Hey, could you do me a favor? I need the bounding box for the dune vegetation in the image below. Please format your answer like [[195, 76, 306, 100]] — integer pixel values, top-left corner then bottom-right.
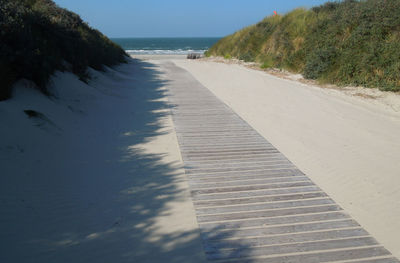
[[0, 0, 127, 100], [206, 0, 400, 91]]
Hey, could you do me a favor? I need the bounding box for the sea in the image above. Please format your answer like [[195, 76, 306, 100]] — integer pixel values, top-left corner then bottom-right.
[[111, 37, 221, 55]]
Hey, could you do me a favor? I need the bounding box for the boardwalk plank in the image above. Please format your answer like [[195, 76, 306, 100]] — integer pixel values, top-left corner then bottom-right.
[[198, 211, 350, 230], [206, 237, 378, 260]]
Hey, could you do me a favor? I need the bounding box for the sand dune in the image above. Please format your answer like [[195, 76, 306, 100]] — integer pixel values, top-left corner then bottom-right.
[[174, 59, 400, 258], [0, 59, 205, 263]]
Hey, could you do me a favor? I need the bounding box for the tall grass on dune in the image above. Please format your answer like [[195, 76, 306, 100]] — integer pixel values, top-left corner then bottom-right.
[[0, 0, 127, 100], [207, 0, 400, 92]]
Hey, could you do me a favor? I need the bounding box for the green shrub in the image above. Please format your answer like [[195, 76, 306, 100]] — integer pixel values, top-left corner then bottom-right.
[[260, 55, 274, 69], [0, 0, 127, 100], [304, 47, 337, 79], [239, 52, 254, 62], [207, 0, 400, 91]]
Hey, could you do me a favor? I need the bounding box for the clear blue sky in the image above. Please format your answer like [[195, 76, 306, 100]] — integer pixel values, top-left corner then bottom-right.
[[53, 0, 329, 38]]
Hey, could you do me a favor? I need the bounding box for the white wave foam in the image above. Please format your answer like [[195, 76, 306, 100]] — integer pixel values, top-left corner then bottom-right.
[[125, 49, 206, 55]]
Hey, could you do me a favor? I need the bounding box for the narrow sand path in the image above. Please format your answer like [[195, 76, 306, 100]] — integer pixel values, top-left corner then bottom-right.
[[162, 61, 399, 262]]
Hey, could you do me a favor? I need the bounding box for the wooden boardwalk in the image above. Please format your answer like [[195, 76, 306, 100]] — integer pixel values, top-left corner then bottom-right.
[[165, 63, 399, 263]]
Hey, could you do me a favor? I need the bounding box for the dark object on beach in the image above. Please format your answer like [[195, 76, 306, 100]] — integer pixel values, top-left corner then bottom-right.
[[24, 110, 43, 118], [24, 109, 61, 130], [187, 53, 202, 59]]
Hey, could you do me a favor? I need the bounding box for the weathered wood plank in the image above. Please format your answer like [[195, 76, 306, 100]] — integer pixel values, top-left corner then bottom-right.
[[191, 186, 323, 201], [185, 160, 294, 171], [198, 211, 350, 230], [202, 228, 370, 251], [196, 205, 342, 223], [201, 219, 359, 240], [206, 237, 378, 260], [196, 198, 333, 216], [214, 247, 391, 263], [191, 181, 315, 196], [185, 164, 297, 175], [193, 192, 327, 207], [335, 258, 400, 263], [183, 154, 283, 162], [189, 176, 310, 189], [188, 170, 304, 183]]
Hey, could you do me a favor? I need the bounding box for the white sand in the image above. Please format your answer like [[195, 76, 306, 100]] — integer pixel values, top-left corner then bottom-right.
[[0, 59, 205, 262], [174, 59, 400, 258]]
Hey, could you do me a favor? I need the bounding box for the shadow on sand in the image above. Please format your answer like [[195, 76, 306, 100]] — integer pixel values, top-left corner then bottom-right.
[[0, 58, 261, 263], [1, 59, 208, 263]]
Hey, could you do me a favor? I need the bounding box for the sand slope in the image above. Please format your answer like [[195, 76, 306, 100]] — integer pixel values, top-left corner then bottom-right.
[[174, 59, 400, 258], [0, 59, 205, 263]]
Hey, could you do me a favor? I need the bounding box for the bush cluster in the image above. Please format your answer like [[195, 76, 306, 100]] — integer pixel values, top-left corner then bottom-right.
[[0, 0, 127, 100], [207, 0, 400, 91]]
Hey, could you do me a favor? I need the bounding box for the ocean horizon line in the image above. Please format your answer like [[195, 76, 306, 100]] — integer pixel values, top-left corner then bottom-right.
[[125, 49, 207, 55], [110, 36, 222, 39], [112, 37, 220, 55]]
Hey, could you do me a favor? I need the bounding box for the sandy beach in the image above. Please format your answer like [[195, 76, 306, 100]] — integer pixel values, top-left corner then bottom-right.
[[2, 54, 400, 261], [172, 58, 400, 258]]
